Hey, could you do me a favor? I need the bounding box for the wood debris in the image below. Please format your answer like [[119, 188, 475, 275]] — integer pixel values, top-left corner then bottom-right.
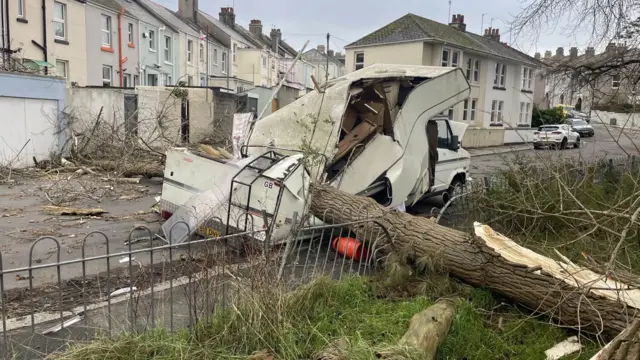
[[41, 206, 107, 216]]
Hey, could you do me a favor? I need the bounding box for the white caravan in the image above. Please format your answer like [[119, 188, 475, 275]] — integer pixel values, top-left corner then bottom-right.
[[159, 64, 471, 244]]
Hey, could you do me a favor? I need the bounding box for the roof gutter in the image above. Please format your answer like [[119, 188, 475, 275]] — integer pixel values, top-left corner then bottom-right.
[[344, 38, 431, 50]]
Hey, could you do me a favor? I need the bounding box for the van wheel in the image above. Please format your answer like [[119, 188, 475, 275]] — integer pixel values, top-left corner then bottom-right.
[[444, 178, 464, 206]]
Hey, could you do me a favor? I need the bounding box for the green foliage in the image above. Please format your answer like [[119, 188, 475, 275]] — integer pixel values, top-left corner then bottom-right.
[[531, 106, 565, 127], [471, 154, 640, 273], [59, 276, 599, 360], [170, 86, 189, 99], [592, 102, 637, 113]]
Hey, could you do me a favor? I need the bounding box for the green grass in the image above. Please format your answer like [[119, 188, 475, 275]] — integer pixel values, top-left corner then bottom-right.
[[59, 276, 600, 360]]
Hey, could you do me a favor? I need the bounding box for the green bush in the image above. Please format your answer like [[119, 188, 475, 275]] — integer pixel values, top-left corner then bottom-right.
[[592, 102, 636, 113], [531, 106, 565, 127]]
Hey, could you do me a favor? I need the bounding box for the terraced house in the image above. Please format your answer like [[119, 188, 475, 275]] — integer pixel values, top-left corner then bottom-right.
[[345, 13, 546, 147], [85, 0, 139, 87], [3, 0, 88, 84]]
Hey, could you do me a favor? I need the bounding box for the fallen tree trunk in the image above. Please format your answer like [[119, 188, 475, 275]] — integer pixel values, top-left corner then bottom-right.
[[591, 319, 640, 359], [309, 183, 640, 337]]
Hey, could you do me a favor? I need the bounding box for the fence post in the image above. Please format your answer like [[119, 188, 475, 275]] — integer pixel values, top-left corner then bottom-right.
[[483, 176, 490, 190]]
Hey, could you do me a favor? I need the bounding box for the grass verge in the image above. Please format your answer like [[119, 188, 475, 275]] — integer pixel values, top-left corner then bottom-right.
[[57, 276, 599, 360]]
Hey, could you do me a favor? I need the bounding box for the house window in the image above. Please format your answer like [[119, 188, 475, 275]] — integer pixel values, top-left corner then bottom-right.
[[101, 15, 112, 46], [147, 73, 158, 86], [222, 52, 227, 73], [213, 48, 218, 64], [612, 74, 621, 89], [149, 30, 156, 51], [134, 75, 139, 86], [102, 65, 112, 86], [465, 58, 480, 83], [233, 43, 237, 63], [55, 60, 68, 79], [162, 73, 168, 85], [355, 52, 364, 70], [123, 73, 132, 88], [187, 40, 193, 63], [200, 73, 206, 86], [494, 63, 506, 87], [199, 42, 204, 60], [491, 100, 504, 123], [522, 67, 533, 90], [188, 75, 193, 86], [262, 55, 267, 67], [168, 75, 172, 85], [442, 47, 461, 67], [17, 0, 24, 17], [53, 2, 66, 40], [164, 36, 172, 63], [440, 107, 454, 120], [128, 23, 134, 44], [519, 102, 532, 124], [463, 98, 477, 121]]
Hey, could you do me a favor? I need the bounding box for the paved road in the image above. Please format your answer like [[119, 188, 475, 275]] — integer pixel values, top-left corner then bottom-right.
[[470, 124, 640, 178]]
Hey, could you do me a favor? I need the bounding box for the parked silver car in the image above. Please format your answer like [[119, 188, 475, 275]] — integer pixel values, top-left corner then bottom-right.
[[567, 118, 595, 137]]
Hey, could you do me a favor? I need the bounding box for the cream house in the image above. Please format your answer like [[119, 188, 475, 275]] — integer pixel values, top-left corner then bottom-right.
[[4, 0, 88, 85], [345, 13, 545, 146]]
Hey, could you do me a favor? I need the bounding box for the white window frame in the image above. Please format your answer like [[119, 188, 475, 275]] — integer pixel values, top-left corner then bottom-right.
[[494, 63, 507, 87], [53, 2, 66, 40], [164, 36, 172, 64], [221, 52, 227, 74], [233, 43, 237, 63], [262, 55, 267, 67], [55, 60, 68, 79], [123, 73, 132, 88], [465, 58, 480, 84], [525, 102, 531, 124], [470, 98, 477, 121], [17, 0, 24, 17], [522, 67, 533, 90], [187, 40, 193, 64], [101, 15, 112, 47], [442, 47, 461, 67], [491, 100, 504, 123], [102, 65, 112, 86], [463, 98, 478, 121], [612, 74, 621, 89], [199, 42, 204, 60], [128, 23, 134, 44], [354, 52, 364, 70], [149, 30, 156, 51]]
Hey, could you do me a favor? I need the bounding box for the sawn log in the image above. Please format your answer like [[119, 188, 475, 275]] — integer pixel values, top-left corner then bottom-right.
[[309, 183, 640, 337]]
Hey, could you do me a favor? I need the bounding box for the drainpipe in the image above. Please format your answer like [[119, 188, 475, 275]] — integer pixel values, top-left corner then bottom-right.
[[138, 21, 143, 85], [41, 0, 48, 74], [3, 0, 10, 55], [117, 7, 124, 86]]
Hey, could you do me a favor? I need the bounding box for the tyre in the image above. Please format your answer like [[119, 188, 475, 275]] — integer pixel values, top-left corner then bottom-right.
[[444, 178, 464, 206], [574, 137, 580, 148], [560, 138, 568, 149]]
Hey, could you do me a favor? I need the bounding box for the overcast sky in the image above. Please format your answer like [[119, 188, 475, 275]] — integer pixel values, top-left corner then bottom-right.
[[155, 0, 593, 56]]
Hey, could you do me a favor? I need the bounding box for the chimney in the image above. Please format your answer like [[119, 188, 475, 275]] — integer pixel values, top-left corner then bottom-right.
[[585, 46, 595, 57], [178, 0, 198, 22], [249, 19, 263, 37], [449, 13, 466, 32], [555, 47, 564, 58], [569, 47, 578, 58], [606, 42, 617, 53], [483, 27, 500, 42], [327, 49, 334, 57], [270, 28, 281, 53], [544, 50, 552, 58], [219, 7, 235, 28], [534, 52, 541, 60], [317, 44, 325, 54]]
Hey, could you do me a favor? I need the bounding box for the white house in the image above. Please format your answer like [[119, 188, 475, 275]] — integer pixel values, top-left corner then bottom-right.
[[344, 13, 545, 147]]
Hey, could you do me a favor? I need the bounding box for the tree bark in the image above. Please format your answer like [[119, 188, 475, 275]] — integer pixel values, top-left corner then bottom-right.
[[591, 319, 640, 359], [398, 300, 455, 358], [309, 183, 640, 337]]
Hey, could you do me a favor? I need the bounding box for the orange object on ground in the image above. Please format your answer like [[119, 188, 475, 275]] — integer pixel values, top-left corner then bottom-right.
[[332, 237, 368, 262]]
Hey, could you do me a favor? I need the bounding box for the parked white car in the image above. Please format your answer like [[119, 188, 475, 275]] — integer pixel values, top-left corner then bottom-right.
[[533, 124, 581, 149]]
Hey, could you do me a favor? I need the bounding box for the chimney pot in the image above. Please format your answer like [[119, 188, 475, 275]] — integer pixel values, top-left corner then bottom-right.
[[555, 47, 564, 57], [569, 47, 578, 58], [219, 7, 236, 27], [544, 50, 552, 58], [449, 13, 466, 31], [452, 14, 457, 23], [317, 44, 325, 53], [534, 52, 541, 59], [327, 49, 334, 57]]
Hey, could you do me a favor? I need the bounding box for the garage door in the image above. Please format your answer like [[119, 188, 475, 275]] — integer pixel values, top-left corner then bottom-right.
[[0, 97, 59, 168]]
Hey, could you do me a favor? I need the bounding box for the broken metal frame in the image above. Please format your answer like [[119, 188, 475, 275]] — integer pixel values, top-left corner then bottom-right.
[[0, 214, 388, 359]]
